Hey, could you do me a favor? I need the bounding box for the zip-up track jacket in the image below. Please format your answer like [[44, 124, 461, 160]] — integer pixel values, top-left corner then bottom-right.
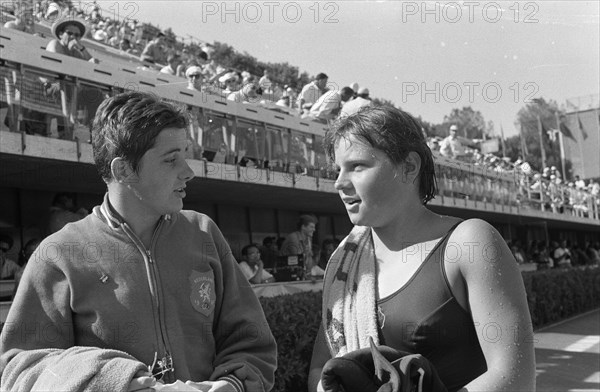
[[0, 196, 277, 391]]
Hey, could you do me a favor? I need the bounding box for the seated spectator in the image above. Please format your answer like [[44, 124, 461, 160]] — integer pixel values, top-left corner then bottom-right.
[[574, 175, 586, 190], [3, 9, 28, 32], [185, 66, 205, 91], [439, 125, 465, 160], [1, 233, 21, 280], [140, 31, 166, 64], [534, 242, 552, 269], [92, 21, 108, 42], [304, 86, 354, 123], [572, 242, 590, 266], [118, 38, 135, 54], [228, 80, 260, 104], [275, 95, 290, 108], [340, 87, 373, 117], [586, 241, 600, 265], [46, 18, 97, 63], [284, 86, 297, 107], [510, 240, 527, 264], [160, 54, 181, 76], [297, 73, 329, 114], [46, 192, 89, 235], [552, 240, 572, 268], [44, 1, 61, 21], [219, 72, 239, 96], [259, 69, 272, 91], [239, 244, 275, 284]]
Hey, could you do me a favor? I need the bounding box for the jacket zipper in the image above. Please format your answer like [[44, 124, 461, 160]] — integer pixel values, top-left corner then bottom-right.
[[121, 217, 174, 381]]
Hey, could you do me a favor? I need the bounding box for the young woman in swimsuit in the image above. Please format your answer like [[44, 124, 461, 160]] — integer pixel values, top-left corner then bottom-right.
[[309, 106, 535, 392]]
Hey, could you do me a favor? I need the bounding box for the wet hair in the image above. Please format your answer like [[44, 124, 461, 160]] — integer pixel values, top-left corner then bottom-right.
[[324, 105, 437, 204], [91, 91, 188, 183]]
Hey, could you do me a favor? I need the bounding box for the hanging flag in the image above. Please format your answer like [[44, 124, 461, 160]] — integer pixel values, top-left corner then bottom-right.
[[578, 116, 589, 140], [558, 116, 576, 141]]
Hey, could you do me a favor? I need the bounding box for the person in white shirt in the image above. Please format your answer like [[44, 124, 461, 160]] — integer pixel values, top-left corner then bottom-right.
[[340, 87, 373, 117], [297, 73, 329, 114], [238, 244, 275, 284], [439, 125, 465, 159], [227, 79, 259, 104], [160, 54, 180, 76], [304, 86, 354, 123]]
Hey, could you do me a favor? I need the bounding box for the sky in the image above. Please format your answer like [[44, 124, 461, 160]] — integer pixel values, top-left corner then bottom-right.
[[114, 0, 598, 138]]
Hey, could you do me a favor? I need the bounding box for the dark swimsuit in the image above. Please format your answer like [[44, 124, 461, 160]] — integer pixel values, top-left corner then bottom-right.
[[376, 223, 487, 392]]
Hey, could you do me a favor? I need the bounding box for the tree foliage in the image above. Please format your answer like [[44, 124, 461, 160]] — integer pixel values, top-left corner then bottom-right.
[[210, 42, 310, 88], [441, 106, 488, 139], [514, 98, 571, 175]]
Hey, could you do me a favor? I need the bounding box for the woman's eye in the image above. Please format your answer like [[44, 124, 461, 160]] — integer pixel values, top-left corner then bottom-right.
[[165, 158, 176, 163]]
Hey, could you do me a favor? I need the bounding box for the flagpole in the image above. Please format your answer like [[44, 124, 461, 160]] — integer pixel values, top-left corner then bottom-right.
[[537, 115, 547, 170], [596, 108, 600, 177], [500, 123, 506, 158], [519, 120, 528, 159], [555, 111, 566, 180]]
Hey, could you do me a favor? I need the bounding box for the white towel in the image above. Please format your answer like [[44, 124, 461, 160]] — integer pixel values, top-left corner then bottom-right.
[[322, 226, 379, 357]]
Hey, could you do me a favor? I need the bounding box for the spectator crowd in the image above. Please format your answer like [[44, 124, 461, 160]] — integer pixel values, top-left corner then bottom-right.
[[1, 0, 599, 292]]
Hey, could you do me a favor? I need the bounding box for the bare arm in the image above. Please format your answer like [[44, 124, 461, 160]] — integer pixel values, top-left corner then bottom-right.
[[452, 219, 536, 392]]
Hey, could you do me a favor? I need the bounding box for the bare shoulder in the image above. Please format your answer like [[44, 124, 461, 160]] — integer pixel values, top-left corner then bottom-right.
[[447, 218, 515, 274], [452, 218, 498, 240]]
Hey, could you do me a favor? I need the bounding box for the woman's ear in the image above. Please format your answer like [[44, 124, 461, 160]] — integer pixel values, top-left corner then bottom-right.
[[403, 152, 421, 184], [110, 157, 135, 184]]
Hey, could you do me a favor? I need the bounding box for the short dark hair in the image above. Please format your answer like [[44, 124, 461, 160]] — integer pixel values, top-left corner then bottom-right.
[[199, 51, 208, 61], [167, 54, 179, 62], [91, 91, 188, 183], [262, 236, 276, 247], [324, 106, 437, 204], [340, 87, 354, 98], [241, 243, 260, 256], [315, 73, 328, 80], [297, 214, 318, 230]]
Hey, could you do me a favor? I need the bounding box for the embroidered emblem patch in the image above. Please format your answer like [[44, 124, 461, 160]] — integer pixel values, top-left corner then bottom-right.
[[189, 270, 216, 316]]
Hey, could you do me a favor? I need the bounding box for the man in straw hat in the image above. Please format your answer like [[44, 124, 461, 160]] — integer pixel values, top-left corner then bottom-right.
[[46, 17, 97, 63]]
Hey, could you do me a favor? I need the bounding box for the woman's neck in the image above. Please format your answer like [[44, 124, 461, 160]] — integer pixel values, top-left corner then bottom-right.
[[371, 206, 439, 252]]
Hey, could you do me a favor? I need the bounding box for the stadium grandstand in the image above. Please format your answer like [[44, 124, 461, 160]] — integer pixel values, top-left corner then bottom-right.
[[1, 1, 599, 317]]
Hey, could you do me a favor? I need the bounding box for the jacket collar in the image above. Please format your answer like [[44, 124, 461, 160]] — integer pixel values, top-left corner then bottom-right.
[[94, 193, 172, 230]]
